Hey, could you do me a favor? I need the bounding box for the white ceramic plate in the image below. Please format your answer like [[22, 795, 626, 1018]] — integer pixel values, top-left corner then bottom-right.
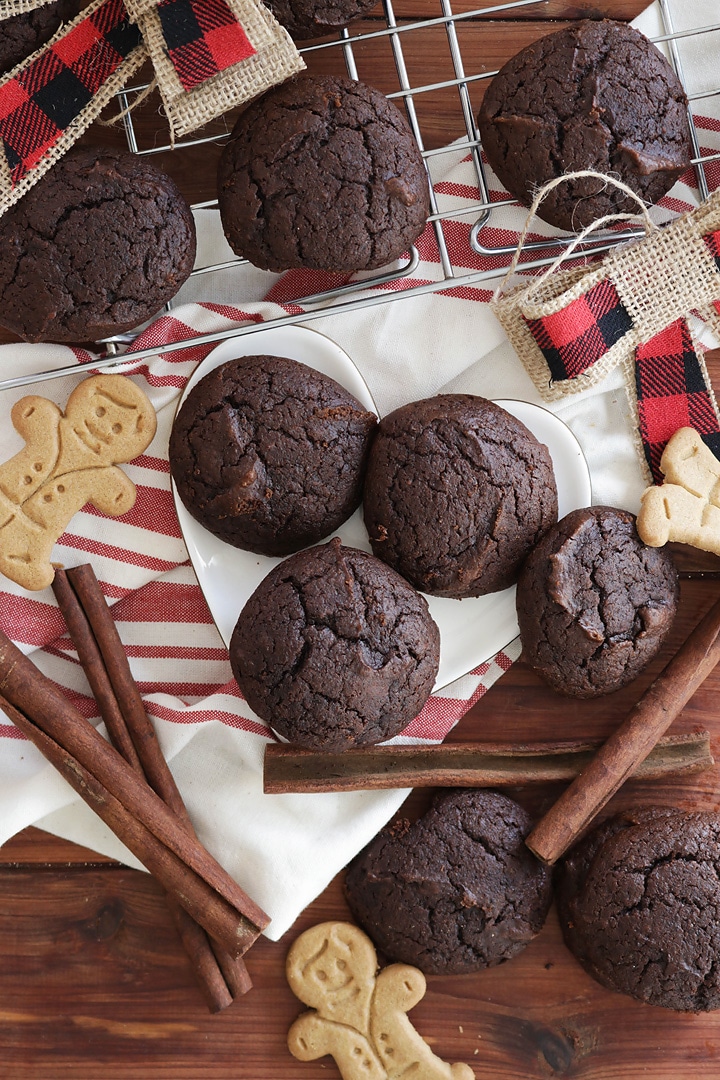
[[172, 326, 592, 690]]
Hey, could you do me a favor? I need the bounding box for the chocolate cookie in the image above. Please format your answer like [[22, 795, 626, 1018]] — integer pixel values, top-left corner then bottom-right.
[[169, 354, 377, 556], [265, 0, 379, 39], [345, 789, 552, 975], [229, 539, 440, 750], [363, 395, 558, 598], [217, 74, 430, 273], [516, 505, 679, 698], [0, 146, 196, 344], [478, 20, 692, 231], [556, 807, 720, 1011], [0, 0, 83, 76]]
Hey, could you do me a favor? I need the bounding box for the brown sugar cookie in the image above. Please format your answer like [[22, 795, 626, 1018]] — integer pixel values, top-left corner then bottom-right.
[[363, 395, 558, 598], [0, 146, 196, 343], [229, 538, 440, 751], [286, 921, 475, 1079], [344, 790, 552, 975], [264, 0, 379, 39], [217, 74, 430, 273], [478, 20, 692, 231], [0, 374, 156, 591], [556, 807, 720, 1011], [516, 506, 679, 698], [169, 354, 377, 557]]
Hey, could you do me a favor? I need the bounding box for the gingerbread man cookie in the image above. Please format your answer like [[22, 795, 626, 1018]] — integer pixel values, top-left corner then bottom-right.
[[637, 427, 720, 554], [286, 921, 475, 1080], [0, 374, 156, 590]]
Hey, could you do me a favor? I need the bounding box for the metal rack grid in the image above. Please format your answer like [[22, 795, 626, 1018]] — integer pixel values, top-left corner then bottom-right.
[[3, 0, 720, 389]]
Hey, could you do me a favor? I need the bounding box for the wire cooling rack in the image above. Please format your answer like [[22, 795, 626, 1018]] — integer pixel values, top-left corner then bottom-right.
[[118, 0, 720, 291], [2, 0, 719, 389]]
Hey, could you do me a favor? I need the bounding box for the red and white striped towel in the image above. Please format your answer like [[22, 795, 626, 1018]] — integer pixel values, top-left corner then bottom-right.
[[0, 0, 717, 941]]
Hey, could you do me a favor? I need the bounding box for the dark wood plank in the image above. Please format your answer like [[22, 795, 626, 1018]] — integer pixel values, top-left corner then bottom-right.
[[4, 585, 720, 1079], [2, 855, 719, 1080], [0, 826, 118, 866], [346, 0, 648, 19]]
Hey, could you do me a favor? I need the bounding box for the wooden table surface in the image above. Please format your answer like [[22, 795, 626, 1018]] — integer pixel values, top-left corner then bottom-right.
[[4, 0, 720, 1077]]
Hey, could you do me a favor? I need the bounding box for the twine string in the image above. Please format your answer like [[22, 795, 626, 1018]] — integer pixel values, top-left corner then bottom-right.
[[97, 78, 158, 126], [493, 170, 658, 304]]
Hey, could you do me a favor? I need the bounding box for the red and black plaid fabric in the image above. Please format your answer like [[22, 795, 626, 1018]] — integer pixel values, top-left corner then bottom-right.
[[704, 229, 720, 272], [635, 317, 720, 482], [0, 0, 141, 186], [523, 278, 633, 383], [158, 0, 256, 92]]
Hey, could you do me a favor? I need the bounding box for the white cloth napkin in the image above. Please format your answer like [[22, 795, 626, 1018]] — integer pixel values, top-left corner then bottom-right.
[[0, 0, 717, 943]]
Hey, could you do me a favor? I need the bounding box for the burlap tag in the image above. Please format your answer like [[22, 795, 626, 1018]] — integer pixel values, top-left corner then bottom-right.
[[0, 0, 56, 15], [492, 188, 720, 403], [0, 0, 147, 219], [124, 0, 305, 140]]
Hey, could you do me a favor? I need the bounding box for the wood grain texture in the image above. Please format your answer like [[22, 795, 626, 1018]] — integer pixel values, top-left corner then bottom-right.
[[3, 0, 720, 1076], [4, 584, 720, 1078]]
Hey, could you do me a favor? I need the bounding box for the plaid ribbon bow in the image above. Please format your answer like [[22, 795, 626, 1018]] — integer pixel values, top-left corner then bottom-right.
[[0, 0, 303, 217], [493, 189, 720, 483]]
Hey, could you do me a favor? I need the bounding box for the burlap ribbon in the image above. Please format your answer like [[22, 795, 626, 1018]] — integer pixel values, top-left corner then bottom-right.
[[0, 0, 56, 13], [0, 0, 304, 217], [492, 174, 720, 483]]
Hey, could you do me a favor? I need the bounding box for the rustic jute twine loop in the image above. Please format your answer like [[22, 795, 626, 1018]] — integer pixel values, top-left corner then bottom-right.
[[491, 169, 720, 407], [493, 170, 657, 304], [491, 171, 720, 484], [96, 79, 159, 128]]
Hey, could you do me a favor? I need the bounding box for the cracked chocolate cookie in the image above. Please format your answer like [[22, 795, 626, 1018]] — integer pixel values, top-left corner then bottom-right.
[[217, 74, 430, 273], [169, 354, 377, 556], [362, 395, 558, 598], [344, 789, 552, 975], [265, 0, 379, 39], [516, 505, 678, 698], [556, 807, 720, 1011], [477, 20, 692, 231], [0, 146, 196, 344], [229, 538, 440, 750], [0, 0, 83, 75]]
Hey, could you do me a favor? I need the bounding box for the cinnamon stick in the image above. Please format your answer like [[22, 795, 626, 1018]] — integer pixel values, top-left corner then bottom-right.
[[526, 595, 720, 867], [52, 569, 143, 772], [53, 567, 251, 1011], [263, 731, 713, 793], [66, 564, 187, 804], [2, 692, 257, 950], [0, 628, 269, 955]]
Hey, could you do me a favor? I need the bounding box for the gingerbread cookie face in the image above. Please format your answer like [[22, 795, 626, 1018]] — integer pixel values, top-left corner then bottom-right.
[[0, 374, 156, 591], [286, 921, 475, 1080], [61, 376, 157, 468], [637, 428, 720, 555]]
